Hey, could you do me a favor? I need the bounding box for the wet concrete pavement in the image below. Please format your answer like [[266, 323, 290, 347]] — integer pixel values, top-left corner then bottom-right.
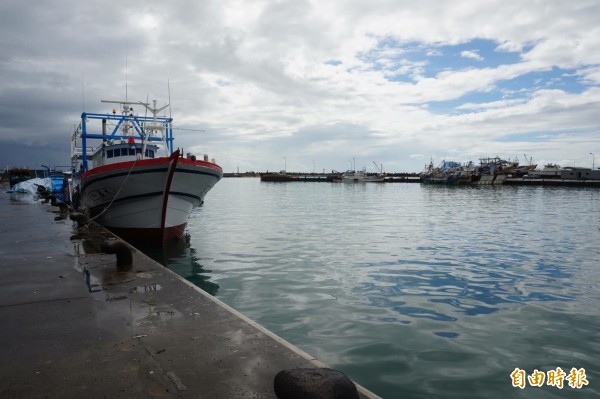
[[0, 188, 379, 398]]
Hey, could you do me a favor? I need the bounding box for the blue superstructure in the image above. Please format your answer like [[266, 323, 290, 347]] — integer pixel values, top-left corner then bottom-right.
[[77, 100, 174, 172]]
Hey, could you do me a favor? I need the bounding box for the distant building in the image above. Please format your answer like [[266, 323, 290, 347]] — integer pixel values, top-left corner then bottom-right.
[[561, 167, 600, 180]]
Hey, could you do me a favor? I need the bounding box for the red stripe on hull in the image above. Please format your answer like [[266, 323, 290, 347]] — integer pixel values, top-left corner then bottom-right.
[[178, 156, 223, 172], [83, 153, 223, 179], [83, 156, 172, 178], [161, 150, 180, 236]]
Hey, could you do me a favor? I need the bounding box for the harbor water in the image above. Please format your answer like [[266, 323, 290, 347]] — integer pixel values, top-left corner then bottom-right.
[[142, 178, 599, 398]]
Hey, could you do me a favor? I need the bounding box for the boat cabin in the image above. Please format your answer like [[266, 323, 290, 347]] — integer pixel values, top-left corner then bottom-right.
[[88, 142, 161, 168]]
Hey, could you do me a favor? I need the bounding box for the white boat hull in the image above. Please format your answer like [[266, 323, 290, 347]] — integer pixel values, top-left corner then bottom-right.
[[80, 151, 222, 244], [341, 174, 385, 183]]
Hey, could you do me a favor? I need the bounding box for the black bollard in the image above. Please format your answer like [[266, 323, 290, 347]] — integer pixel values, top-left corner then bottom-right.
[[69, 212, 89, 226], [55, 201, 69, 212], [274, 368, 360, 399], [101, 240, 133, 271]]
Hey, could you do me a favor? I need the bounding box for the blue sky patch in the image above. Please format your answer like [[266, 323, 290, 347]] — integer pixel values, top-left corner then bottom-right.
[[358, 37, 588, 113], [359, 37, 524, 80]]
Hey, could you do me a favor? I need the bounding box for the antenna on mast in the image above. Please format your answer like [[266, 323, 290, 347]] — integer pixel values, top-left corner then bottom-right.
[[125, 51, 128, 102], [81, 71, 85, 112], [167, 79, 172, 119]]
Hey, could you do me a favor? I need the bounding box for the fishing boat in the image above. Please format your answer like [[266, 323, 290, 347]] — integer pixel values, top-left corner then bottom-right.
[[513, 154, 537, 177], [341, 160, 386, 182], [341, 169, 385, 182], [528, 163, 562, 178], [420, 170, 460, 185], [420, 160, 475, 185], [69, 99, 223, 245], [477, 157, 519, 176]]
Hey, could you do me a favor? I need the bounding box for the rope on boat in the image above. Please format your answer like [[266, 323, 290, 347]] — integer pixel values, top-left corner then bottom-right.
[[89, 157, 138, 222]]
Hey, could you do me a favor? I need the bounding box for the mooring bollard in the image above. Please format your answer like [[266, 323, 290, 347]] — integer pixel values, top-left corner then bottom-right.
[[69, 212, 89, 226], [101, 240, 133, 271], [274, 368, 360, 399], [54, 201, 69, 212]]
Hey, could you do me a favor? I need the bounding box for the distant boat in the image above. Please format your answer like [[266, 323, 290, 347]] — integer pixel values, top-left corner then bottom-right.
[[341, 169, 385, 183], [69, 99, 223, 245], [477, 157, 519, 176], [513, 154, 537, 177], [420, 172, 461, 185], [528, 163, 562, 179], [329, 170, 343, 182], [513, 164, 537, 177], [40, 165, 66, 195], [420, 160, 475, 185]]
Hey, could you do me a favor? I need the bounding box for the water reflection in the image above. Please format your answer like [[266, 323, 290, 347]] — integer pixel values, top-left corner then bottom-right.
[[355, 254, 575, 326], [137, 235, 220, 296], [83, 269, 102, 293]]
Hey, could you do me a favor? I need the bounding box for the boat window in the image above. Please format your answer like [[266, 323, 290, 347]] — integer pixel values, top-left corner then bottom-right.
[[107, 149, 114, 158], [129, 148, 135, 156], [136, 148, 142, 155], [121, 148, 128, 156], [145, 149, 155, 158]]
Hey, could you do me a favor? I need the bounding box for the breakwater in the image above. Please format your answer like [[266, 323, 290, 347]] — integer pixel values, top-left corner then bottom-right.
[[233, 172, 600, 187]]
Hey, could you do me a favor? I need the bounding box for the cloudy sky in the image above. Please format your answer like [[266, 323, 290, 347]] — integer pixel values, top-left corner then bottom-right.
[[1, 0, 599, 174]]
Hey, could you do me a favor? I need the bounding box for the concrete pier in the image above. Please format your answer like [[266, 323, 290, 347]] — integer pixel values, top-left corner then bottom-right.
[[0, 188, 379, 399]]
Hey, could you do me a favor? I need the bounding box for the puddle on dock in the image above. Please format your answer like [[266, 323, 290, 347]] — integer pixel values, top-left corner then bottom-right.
[[130, 284, 162, 293], [66, 211, 182, 329]]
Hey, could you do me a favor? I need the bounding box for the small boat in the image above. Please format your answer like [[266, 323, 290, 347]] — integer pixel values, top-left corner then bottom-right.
[[40, 166, 66, 195], [513, 154, 537, 177], [341, 169, 385, 182], [69, 99, 223, 245], [420, 160, 475, 185], [329, 171, 343, 182], [528, 163, 562, 179], [477, 156, 519, 176]]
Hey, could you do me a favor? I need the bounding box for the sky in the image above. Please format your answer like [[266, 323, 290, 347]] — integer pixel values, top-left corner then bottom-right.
[[1, 0, 599, 174]]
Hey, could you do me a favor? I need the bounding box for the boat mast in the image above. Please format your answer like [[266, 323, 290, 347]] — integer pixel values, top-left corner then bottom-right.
[[140, 100, 171, 155], [100, 99, 172, 155]]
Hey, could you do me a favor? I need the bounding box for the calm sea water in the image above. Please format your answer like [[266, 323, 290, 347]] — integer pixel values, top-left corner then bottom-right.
[[143, 178, 600, 398]]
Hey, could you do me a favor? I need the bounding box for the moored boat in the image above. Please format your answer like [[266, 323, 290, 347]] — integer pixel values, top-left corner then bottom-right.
[[477, 156, 519, 176], [528, 163, 562, 178], [513, 154, 537, 177], [69, 99, 223, 245], [420, 160, 475, 185], [341, 169, 386, 182]]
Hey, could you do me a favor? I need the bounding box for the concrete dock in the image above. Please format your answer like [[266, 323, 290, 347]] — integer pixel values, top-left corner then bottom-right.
[[0, 188, 379, 398]]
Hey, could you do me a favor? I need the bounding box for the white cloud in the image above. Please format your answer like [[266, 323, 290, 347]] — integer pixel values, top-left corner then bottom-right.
[[460, 50, 483, 61], [0, 0, 599, 172]]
